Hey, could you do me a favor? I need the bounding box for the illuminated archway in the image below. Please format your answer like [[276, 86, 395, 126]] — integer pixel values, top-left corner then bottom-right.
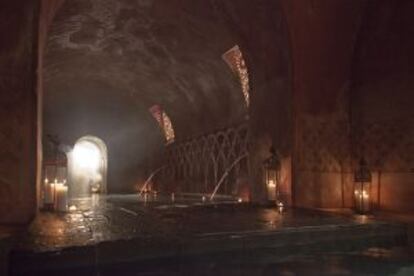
[[68, 136, 107, 198]]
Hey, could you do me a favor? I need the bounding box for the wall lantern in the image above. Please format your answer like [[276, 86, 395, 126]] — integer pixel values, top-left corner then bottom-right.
[[354, 158, 372, 214], [263, 147, 281, 204]]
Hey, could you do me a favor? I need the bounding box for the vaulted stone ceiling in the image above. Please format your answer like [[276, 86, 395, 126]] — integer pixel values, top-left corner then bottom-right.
[[42, 0, 292, 193], [44, 0, 247, 139]]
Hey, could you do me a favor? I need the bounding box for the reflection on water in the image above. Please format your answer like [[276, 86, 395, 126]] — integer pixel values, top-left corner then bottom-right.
[[101, 245, 414, 276]]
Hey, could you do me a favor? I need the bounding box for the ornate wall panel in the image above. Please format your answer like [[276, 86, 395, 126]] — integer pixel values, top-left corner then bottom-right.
[[298, 110, 352, 173], [158, 124, 250, 195], [354, 119, 414, 173]]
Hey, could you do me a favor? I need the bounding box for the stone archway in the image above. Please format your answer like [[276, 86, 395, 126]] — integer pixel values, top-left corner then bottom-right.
[[67, 135, 107, 198]]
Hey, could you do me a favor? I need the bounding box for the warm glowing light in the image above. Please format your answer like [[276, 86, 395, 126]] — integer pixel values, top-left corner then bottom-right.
[[238, 198, 243, 203], [355, 190, 369, 199], [222, 45, 250, 107], [162, 112, 175, 144], [55, 184, 68, 212], [73, 141, 101, 170], [68, 136, 107, 197], [268, 180, 276, 188], [149, 105, 175, 144]]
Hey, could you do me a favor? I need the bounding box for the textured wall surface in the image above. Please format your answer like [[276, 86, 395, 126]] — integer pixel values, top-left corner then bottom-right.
[[352, 0, 414, 212], [37, 0, 65, 211], [0, 1, 39, 223], [281, 0, 414, 211], [281, 0, 365, 208]]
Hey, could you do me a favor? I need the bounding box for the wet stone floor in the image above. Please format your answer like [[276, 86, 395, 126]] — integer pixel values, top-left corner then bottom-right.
[[6, 194, 413, 275], [15, 194, 383, 252]]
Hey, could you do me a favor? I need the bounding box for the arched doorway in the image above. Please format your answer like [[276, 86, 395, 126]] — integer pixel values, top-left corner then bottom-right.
[[67, 136, 107, 198]]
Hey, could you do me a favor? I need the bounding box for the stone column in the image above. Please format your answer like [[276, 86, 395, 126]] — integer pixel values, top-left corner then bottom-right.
[[0, 1, 40, 224], [0, 233, 12, 275]]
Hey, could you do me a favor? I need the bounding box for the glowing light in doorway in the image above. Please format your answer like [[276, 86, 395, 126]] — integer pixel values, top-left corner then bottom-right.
[[73, 141, 101, 170]]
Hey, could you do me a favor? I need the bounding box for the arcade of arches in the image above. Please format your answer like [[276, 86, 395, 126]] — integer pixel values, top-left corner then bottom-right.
[[0, 0, 413, 224]]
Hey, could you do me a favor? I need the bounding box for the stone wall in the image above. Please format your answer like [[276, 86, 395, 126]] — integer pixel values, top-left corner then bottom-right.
[[37, 0, 65, 213], [0, 1, 39, 223], [352, 0, 414, 212], [281, 0, 414, 212], [295, 91, 353, 208], [281, 0, 365, 208]]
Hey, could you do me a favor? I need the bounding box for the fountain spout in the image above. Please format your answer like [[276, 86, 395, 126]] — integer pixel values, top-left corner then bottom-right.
[[139, 166, 166, 197], [209, 153, 249, 201]]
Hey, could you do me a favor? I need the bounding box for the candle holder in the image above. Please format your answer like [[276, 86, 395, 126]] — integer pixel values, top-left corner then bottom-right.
[[42, 178, 68, 212], [42, 178, 56, 211], [42, 141, 68, 212], [354, 158, 372, 214], [54, 182, 69, 212], [263, 146, 281, 204]]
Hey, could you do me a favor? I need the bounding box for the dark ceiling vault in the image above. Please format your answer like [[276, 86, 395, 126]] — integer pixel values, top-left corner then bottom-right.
[[42, 0, 293, 194], [43, 0, 288, 192], [44, 0, 249, 139]]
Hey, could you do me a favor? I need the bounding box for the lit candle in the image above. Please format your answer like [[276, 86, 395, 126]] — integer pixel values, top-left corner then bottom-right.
[[44, 182, 55, 205], [267, 180, 276, 201], [55, 184, 68, 212], [362, 190, 369, 212], [277, 201, 284, 213]]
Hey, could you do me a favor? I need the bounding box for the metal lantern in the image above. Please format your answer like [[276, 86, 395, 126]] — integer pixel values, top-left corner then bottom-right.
[[263, 147, 281, 203], [354, 158, 372, 214]]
